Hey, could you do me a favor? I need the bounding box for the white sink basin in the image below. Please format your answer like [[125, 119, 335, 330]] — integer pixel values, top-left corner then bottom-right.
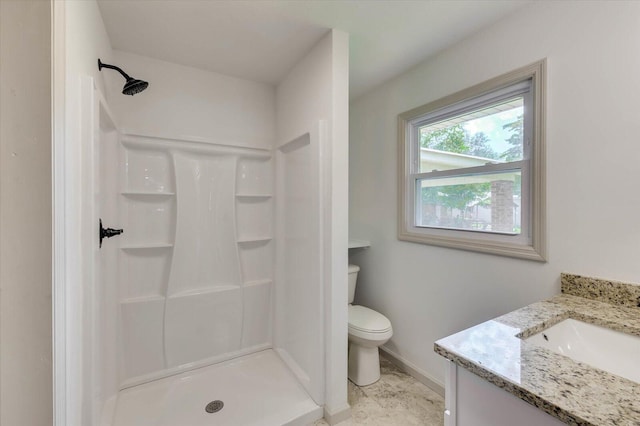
[[527, 318, 640, 383]]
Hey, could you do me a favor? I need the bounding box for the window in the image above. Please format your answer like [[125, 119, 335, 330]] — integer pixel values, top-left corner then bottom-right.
[[398, 60, 546, 261]]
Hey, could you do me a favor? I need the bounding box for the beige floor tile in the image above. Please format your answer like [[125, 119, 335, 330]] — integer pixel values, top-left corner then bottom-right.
[[313, 354, 444, 425]]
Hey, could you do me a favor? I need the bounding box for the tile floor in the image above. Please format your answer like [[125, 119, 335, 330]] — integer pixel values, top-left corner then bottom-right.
[[315, 355, 445, 425]]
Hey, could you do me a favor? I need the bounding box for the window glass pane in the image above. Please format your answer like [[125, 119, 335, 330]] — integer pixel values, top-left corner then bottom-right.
[[416, 170, 522, 234], [419, 98, 524, 173]]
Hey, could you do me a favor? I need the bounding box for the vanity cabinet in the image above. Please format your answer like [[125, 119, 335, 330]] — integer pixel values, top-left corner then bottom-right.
[[437, 274, 640, 425], [444, 361, 566, 426]]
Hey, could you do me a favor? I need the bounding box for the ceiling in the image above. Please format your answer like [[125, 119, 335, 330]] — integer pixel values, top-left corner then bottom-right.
[[97, 0, 530, 99]]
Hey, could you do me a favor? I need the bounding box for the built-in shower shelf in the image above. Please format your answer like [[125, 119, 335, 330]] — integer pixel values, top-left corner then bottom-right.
[[235, 194, 272, 200], [244, 279, 272, 287], [348, 239, 371, 249], [120, 295, 165, 305], [237, 237, 272, 244], [169, 284, 240, 299], [121, 243, 174, 251], [121, 191, 175, 197]]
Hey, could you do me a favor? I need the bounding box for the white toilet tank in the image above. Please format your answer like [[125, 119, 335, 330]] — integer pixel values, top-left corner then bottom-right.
[[348, 264, 360, 304]]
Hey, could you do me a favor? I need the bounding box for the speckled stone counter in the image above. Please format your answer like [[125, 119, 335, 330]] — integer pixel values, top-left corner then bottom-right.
[[434, 273, 640, 426]]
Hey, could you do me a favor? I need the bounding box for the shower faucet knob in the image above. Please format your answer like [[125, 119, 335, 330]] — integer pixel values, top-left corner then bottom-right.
[[99, 218, 124, 248]]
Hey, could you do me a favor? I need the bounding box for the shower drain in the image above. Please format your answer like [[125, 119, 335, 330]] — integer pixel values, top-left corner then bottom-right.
[[205, 400, 224, 414]]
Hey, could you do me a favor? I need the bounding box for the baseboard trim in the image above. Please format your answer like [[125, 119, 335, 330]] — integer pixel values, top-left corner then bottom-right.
[[380, 346, 445, 397], [323, 402, 351, 425]]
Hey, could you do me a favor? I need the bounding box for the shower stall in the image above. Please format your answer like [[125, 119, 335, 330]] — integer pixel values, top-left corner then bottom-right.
[[95, 116, 324, 425], [54, 3, 349, 425]]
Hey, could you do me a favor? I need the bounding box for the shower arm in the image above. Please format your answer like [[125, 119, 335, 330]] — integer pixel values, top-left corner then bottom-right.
[[98, 59, 133, 81], [97, 58, 148, 96]]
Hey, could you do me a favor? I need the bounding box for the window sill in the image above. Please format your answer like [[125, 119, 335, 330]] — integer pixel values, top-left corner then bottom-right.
[[398, 228, 545, 262]]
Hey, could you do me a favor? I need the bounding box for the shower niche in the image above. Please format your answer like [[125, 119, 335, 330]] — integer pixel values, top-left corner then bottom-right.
[[116, 135, 274, 387]]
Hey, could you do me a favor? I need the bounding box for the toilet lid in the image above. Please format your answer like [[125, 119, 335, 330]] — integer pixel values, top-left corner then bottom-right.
[[348, 305, 392, 333]]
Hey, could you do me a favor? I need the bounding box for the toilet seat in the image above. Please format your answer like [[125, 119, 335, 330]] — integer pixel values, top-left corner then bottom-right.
[[348, 305, 392, 334]]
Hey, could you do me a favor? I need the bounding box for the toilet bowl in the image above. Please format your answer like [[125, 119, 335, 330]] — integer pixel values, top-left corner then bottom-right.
[[347, 264, 393, 386]]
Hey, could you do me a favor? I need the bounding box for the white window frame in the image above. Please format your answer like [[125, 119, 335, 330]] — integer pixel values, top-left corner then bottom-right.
[[398, 60, 546, 261]]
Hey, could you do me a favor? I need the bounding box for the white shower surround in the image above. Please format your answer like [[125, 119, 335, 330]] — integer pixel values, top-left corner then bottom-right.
[[55, 3, 350, 423], [95, 118, 327, 426], [97, 102, 325, 424], [116, 134, 275, 388]]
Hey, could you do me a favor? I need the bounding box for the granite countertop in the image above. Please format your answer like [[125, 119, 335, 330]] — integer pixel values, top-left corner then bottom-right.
[[434, 273, 640, 426]]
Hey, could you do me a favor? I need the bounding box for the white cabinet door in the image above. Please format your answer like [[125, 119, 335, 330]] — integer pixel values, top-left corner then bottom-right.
[[445, 361, 566, 426]]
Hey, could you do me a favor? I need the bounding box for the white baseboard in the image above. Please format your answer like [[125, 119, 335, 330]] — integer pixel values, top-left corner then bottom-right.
[[322, 403, 351, 425], [380, 346, 445, 397]]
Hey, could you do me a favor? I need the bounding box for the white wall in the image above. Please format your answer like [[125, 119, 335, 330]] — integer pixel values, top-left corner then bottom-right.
[[63, 2, 115, 424], [349, 0, 640, 388], [275, 29, 350, 422], [0, 0, 52, 424], [66, 0, 115, 98], [326, 30, 350, 423], [108, 51, 276, 148]]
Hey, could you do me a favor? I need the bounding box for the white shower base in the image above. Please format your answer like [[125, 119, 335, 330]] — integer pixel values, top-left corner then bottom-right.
[[109, 349, 322, 426]]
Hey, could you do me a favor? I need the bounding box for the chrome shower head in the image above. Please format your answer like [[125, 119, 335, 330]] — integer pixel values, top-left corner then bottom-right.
[[98, 59, 149, 96]]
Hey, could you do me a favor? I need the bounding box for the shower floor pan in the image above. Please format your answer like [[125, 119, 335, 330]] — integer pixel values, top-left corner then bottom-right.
[[110, 349, 322, 426]]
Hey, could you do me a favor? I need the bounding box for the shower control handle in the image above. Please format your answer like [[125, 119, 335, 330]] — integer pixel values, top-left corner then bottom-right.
[[100, 219, 124, 248]]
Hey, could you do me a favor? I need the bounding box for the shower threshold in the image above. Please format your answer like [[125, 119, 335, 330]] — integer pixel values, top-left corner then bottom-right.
[[109, 349, 322, 426]]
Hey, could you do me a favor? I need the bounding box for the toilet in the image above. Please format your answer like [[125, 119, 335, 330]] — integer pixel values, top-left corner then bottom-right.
[[348, 264, 393, 386]]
